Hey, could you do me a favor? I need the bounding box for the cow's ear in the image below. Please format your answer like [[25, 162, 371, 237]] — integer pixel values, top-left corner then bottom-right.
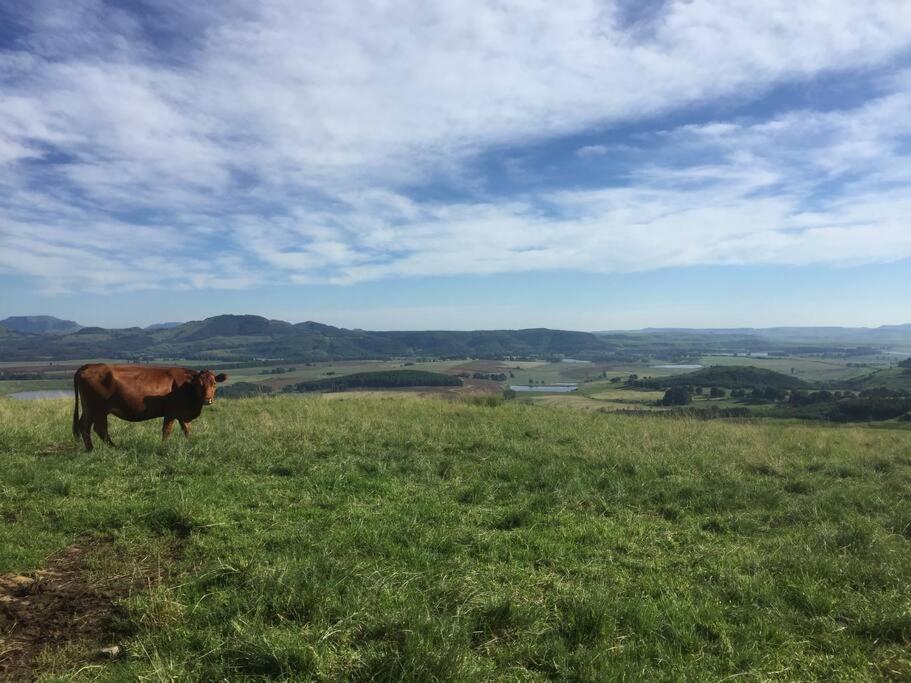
[[215, 373, 228, 383]]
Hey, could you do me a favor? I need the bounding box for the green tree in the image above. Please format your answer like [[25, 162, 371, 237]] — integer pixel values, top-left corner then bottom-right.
[[661, 387, 691, 406]]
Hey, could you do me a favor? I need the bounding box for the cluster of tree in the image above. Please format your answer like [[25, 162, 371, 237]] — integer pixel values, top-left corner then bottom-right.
[[0, 371, 46, 380], [829, 398, 911, 422], [751, 387, 788, 402], [842, 346, 880, 357], [660, 387, 692, 406], [590, 353, 650, 364], [858, 387, 910, 399], [283, 370, 463, 393], [635, 366, 806, 391], [788, 390, 858, 406], [899, 357, 911, 370], [266, 366, 296, 374], [471, 372, 508, 381]]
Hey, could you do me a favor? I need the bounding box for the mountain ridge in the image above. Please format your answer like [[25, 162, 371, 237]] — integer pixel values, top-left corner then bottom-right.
[[0, 315, 82, 335], [1, 314, 910, 362]]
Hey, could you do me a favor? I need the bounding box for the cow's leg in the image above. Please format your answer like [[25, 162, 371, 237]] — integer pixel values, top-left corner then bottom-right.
[[162, 418, 175, 440], [79, 409, 94, 452], [93, 413, 115, 447], [179, 420, 191, 439]]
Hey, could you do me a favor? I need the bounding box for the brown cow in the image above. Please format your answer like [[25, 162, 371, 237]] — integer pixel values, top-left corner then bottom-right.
[[72, 364, 227, 452]]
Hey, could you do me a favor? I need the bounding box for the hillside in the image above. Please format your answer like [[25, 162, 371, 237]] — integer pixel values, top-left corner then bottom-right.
[[637, 365, 808, 390], [1, 396, 909, 679], [842, 367, 911, 392], [2, 314, 909, 363], [284, 369, 463, 392], [0, 315, 81, 335], [0, 314, 612, 361]]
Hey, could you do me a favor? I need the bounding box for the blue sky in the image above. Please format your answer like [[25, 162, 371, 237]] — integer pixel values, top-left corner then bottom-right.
[[1, 1, 910, 330]]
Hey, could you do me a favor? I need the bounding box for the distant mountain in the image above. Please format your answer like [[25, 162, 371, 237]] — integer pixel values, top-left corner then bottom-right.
[[166, 314, 293, 342], [0, 315, 81, 335], [1, 314, 910, 363], [0, 314, 610, 362], [144, 322, 183, 331], [606, 324, 911, 346]]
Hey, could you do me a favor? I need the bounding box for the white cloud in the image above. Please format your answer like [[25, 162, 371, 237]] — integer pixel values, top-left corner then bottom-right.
[[1, 0, 911, 292], [576, 145, 610, 157]]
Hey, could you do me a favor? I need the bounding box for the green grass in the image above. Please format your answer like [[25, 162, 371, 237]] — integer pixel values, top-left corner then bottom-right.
[[0, 379, 70, 396], [2, 396, 910, 680], [225, 360, 466, 388], [699, 355, 881, 384], [844, 367, 911, 392]]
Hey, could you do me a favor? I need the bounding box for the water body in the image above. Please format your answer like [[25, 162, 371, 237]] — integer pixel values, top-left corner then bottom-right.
[[510, 385, 577, 393], [561, 358, 591, 364], [652, 364, 703, 370], [7, 390, 70, 400]]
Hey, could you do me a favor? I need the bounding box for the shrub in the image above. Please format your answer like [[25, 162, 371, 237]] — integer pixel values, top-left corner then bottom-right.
[[661, 387, 691, 406]]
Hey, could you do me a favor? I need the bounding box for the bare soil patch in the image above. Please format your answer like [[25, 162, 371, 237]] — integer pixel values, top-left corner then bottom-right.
[[0, 542, 167, 681]]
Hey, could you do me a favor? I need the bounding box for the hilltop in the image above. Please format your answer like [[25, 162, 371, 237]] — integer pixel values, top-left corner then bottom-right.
[[637, 365, 808, 390], [0, 315, 81, 335]]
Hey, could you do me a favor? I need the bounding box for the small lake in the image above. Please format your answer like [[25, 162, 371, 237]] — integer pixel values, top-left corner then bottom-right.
[[561, 358, 590, 364], [510, 385, 578, 393], [7, 390, 70, 401], [652, 364, 703, 370]]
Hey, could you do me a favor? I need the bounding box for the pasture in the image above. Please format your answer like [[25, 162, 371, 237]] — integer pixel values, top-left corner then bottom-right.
[[4, 353, 908, 406], [1, 395, 910, 680], [698, 355, 875, 385]]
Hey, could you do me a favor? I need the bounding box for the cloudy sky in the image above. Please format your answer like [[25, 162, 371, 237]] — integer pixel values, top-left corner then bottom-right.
[[1, 1, 910, 330]]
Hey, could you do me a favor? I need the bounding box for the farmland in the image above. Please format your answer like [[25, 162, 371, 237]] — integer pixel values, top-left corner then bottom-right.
[[2, 348, 910, 421], [1, 395, 910, 679]]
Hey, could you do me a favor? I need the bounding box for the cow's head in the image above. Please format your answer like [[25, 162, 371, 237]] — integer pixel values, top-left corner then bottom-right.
[[195, 370, 227, 405]]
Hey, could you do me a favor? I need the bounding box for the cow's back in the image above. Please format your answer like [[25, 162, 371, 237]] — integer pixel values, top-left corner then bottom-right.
[[76, 364, 195, 421]]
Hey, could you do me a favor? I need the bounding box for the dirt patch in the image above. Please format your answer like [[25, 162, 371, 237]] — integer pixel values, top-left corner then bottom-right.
[[37, 442, 75, 457], [0, 542, 167, 681], [459, 378, 504, 394]]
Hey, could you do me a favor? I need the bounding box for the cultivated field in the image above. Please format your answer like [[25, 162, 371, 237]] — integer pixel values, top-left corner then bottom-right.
[[1, 395, 909, 680]]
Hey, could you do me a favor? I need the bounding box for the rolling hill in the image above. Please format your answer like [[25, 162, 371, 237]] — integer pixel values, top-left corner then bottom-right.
[[0, 316, 81, 335], [637, 365, 808, 390], [0, 314, 611, 362], [2, 314, 910, 363]]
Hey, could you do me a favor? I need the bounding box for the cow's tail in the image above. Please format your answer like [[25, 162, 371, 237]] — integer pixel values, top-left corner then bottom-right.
[[72, 369, 81, 440]]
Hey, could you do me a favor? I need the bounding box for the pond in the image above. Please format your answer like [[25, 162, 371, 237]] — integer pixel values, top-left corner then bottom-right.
[[509, 385, 577, 393], [6, 390, 70, 401]]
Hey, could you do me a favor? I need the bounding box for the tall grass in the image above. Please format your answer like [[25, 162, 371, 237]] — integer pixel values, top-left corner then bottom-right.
[[1, 396, 909, 680]]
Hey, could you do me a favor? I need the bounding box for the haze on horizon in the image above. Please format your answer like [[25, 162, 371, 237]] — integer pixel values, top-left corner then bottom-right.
[[1, 1, 910, 330]]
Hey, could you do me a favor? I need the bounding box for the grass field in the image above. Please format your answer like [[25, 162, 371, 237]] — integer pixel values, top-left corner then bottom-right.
[[0, 379, 71, 396], [1, 395, 910, 680], [698, 355, 874, 385], [4, 353, 908, 403]]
